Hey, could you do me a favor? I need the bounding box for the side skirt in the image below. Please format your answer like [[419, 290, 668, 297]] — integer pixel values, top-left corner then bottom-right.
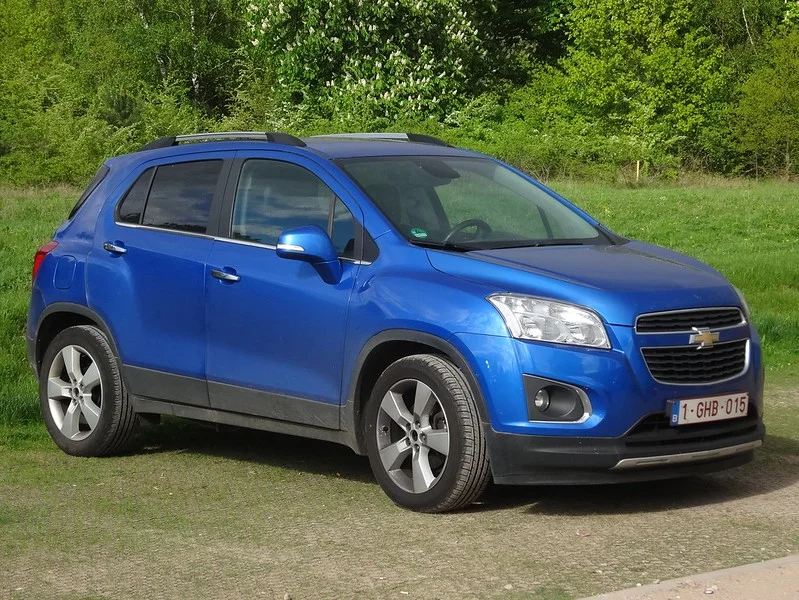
[[131, 396, 361, 453]]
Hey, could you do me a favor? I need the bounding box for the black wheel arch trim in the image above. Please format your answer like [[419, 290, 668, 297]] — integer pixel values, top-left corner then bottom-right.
[[32, 303, 122, 376], [342, 329, 489, 455]]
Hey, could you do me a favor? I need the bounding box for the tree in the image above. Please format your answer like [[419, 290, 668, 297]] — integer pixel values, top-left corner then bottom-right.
[[735, 31, 799, 175], [244, 0, 498, 122], [558, 0, 732, 162]]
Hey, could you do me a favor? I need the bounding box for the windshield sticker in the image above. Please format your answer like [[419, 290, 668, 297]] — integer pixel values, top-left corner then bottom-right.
[[410, 227, 428, 239]]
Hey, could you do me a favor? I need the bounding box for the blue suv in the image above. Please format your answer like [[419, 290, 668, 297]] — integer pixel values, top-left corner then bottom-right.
[[27, 131, 765, 512]]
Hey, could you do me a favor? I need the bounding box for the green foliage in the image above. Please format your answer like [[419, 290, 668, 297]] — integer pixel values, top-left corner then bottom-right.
[[734, 31, 799, 175], [559, 0, 732, 162], [244, 0, 494, 122], [0, 0, 796, 183]]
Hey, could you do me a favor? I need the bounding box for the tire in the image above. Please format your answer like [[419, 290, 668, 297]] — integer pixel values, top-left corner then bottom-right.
[[39, 325, 138, 456], [364, 354, 491, 513]]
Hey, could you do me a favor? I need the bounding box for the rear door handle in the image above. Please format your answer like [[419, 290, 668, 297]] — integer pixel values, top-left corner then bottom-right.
[[103, 241, 127, 255], [211, 268, 241, 283]]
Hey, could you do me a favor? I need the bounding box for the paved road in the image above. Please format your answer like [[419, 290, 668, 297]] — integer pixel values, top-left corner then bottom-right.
[[581, 554, 799, 600]]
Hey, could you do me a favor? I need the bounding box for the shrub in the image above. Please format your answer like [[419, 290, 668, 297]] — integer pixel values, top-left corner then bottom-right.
[[244, 0, 495, 122]]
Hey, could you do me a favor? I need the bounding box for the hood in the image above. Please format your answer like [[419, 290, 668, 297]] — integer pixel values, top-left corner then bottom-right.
[[426, 241, 740, 326]]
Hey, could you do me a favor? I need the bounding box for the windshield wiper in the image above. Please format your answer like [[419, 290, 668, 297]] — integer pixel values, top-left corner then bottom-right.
[[408, 239, 476, 252], [489, 240, 588, 249]]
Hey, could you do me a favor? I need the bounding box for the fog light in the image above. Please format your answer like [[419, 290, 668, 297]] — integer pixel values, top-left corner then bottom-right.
[[534, 389, 551, 411]]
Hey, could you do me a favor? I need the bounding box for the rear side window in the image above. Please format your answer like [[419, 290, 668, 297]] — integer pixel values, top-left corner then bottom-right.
[[69, 164, 110, 219], [141, 161, 222, 234], [117, 167, 155, 224]]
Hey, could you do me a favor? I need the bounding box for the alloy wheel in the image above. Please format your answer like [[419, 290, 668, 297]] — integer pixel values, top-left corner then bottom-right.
[[47, 345, 103, 441], [375, 378, 450, 494]]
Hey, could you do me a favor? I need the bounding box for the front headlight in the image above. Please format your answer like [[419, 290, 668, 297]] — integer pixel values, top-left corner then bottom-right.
[[487, 294, 610, 349], [734, 286, 752, 320]]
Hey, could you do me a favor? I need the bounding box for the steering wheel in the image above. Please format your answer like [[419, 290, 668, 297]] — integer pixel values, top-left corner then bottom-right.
[[441, 219, 493, 244]]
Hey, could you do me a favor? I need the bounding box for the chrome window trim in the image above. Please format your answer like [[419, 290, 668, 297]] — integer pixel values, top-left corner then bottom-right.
[[611, 440, 762, 470], [634, 306, 746, 335], [116, 222, 213, 239], [640, 338, 750, 386], [209, 235, 372, 265], [524, 375, 593, 424], [114, 223, 373, 265]]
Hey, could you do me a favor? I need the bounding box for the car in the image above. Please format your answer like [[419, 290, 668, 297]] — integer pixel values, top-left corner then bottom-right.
[[27, 131, 765, 512]]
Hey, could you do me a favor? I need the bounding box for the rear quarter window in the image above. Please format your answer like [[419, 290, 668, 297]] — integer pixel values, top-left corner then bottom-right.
[[69, 164, 110, 219], [117, 167, 155, 224]]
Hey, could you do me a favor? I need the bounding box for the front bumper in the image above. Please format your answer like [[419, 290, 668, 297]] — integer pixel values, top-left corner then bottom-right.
[[486, 415, 765, 485]]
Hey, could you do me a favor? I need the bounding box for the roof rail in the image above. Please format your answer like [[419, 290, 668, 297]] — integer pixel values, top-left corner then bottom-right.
[[138, 131, 306, 152], [309, 132, 451, 147]]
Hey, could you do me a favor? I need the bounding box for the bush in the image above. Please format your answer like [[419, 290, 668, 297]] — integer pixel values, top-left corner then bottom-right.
[[244, 0, 495, 122]]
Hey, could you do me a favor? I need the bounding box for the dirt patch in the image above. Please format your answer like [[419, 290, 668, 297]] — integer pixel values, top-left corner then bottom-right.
[[1, 384, 797, 600]]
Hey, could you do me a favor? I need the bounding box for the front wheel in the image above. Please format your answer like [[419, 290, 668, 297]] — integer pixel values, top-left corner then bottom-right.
[[364, 354, 491, 512]]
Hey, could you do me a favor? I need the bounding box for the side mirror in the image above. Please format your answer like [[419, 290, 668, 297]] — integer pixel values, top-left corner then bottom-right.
[[276, 225, 342, 284]]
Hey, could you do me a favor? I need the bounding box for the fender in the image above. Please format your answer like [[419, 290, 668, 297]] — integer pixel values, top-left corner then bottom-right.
[[32, 302, 122, 377], [341, 329, 489, 455]]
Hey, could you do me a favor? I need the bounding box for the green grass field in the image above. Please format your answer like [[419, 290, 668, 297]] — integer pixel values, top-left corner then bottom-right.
[[2, 181, 797, 425], [554, 181, 799, 378], [1, 182, 798, 599]]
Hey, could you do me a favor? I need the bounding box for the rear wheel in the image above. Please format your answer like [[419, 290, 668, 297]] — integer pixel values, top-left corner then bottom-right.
[[364, 354, 491, 512], [39, 325, 137, 456]]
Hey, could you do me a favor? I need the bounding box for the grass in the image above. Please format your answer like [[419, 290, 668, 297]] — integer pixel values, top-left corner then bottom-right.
[[0, 181, 798, 598], [552, 180, 799, 378], [0, 186, 78, 425], [0, 384, 797, 599], [1, 181, 797, 425]]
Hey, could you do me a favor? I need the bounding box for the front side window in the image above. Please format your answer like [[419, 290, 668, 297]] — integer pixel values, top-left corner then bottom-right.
[[232, 159, 356, 258], [140, 160, 222, 234], [341, 156, 603, 250]]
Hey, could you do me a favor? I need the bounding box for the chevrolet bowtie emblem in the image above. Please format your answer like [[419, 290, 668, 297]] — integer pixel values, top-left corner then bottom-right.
[[689, 327, 719, 349]]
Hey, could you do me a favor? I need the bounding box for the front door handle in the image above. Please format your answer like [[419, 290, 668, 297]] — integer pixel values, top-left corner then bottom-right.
[[103, 241, 127, 255], [211, 268, 241, 283]]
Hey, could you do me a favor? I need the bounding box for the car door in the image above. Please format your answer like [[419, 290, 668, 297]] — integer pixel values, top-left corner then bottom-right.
[[87, 154, 232, 407], [204, 152, 362, 427]]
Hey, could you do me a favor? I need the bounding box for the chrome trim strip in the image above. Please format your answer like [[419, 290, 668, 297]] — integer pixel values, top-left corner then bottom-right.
[[635, 306, 746, 335], [611, 440, 762, 470], [113, 225, 372, 265], [525, 375, 593, 424], [116, 222, 213, 240], [276, 243, 305, 252], [309, 132, 410, 141], [209, 236, 372, 265], [640, 338, 750, 386], [212, 236, 276, 250], [175, 131, 275, 143]]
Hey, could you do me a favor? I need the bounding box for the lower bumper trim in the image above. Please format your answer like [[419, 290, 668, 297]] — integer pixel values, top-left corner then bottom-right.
[[611, 440, 763, 470]]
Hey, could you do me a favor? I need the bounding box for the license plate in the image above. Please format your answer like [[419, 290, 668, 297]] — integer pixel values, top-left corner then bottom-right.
[[670, 393, 749, 426]]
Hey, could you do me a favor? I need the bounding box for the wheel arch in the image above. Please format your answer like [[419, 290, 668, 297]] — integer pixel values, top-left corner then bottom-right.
[[34, 303, 121, 375], [342, 329, 489, 455]]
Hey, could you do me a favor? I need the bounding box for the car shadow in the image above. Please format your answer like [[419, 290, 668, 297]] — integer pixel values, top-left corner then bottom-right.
[[137, 419, 799, 513], [137, 417, 376, 484]]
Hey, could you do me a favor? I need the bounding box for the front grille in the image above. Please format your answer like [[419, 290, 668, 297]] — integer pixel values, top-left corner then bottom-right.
[[636, 308, 744, 333], [625, 406, 758, 449], [642, 339, 748, 384]]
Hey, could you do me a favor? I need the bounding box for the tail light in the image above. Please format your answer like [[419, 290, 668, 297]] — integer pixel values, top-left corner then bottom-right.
[[32, 241, 58, 283]]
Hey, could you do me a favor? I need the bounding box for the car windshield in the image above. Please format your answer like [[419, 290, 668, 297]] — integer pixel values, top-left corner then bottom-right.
[[340, 156, 604, 250]]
